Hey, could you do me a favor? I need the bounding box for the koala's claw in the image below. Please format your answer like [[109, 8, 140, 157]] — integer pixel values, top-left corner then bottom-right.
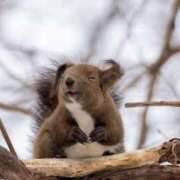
[[90, 127, 106, 142], [69, 127, 88, 144]]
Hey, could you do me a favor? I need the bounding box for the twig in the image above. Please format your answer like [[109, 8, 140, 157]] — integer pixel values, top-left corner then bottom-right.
[[125, 101, 180, 108], [0, 101, 32, 115], [121, 70, 146, 92], [138, 74, 158, 148], [0, 61, 34, 91], [160, 72, 180, 98], [0, 118, 17, 157]]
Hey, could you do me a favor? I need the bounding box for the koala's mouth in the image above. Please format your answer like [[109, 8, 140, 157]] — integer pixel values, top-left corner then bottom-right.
[[65, 90, 81, 99]]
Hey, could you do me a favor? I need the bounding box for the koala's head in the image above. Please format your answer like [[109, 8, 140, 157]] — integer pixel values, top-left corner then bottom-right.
[[51, 60, 124, 109]]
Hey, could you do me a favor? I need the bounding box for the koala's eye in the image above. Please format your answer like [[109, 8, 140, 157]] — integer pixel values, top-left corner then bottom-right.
[[88, 76, 96, 81]]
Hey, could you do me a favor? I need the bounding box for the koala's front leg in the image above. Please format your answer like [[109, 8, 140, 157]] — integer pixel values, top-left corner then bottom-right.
[[33, 131, 57, 158], [90, 119, 123, 146], [67, 126, 88, 144], [90, 126, 107, 143]]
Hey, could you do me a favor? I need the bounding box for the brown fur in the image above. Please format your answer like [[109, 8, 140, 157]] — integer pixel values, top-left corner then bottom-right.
[[33, 60, 124, 158]]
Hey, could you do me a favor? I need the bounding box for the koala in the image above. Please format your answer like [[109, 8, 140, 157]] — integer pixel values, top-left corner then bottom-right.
[[33, 60, 124, 159]]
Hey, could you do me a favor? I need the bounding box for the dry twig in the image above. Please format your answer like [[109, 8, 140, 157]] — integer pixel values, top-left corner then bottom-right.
[[125, 101, 180, 108], [0, 101, 32, 115], [0, 118, 17, 157]]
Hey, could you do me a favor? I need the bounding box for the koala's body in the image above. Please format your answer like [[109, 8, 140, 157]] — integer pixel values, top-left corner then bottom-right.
[[33, 60, 124, 159]]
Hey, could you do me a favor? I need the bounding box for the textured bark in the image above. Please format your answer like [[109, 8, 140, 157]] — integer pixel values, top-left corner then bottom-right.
[[24, 139, 180, 178], [88, 165, 180, 180], [0, 145, 33, 180], [0, 139, 180, 180], [0, 146, 56, 180]]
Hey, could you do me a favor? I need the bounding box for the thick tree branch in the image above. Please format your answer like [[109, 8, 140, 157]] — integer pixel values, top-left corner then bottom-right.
[[89, 165, 180, 180], [23, 139, 180, 178], [0, 146, 53, 180], [0, 139, 180, 179]]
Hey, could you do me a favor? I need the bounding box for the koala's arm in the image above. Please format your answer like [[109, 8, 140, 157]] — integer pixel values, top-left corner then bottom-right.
[[90, 113, 124, 146], [33, 130, 57, 158], [33, 117, 88, 158], [105, 115, 124, 145], [33, 119, 69, 158]]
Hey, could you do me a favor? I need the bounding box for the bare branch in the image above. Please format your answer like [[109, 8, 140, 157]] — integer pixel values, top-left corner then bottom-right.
[[125, 101, 180, 108], [138, 74, 158, 149], [0, 118, 17, 157], [0, 101, 32, 116], [121, 70, 146, 92], [23, 139, 180, 177], [159, 72, 180, 98], [0, 61, 34, 91], [137, 0, 180, 149]]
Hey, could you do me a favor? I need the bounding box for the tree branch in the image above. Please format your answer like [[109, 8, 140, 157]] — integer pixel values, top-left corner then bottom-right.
[[0, 101, 32, 115], [89, 165, 180, 180], [137, 0, 180, 149], [138, 74, 158, 148], [0, 118, 17, 157], [0, 139, 180, 179], [125, 101, 180, 108], [23, 139, 180, 178]]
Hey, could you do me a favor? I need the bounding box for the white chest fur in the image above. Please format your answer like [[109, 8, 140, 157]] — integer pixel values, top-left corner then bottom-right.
[[65, 100, 94, 136], [64, 99, 119, 159]]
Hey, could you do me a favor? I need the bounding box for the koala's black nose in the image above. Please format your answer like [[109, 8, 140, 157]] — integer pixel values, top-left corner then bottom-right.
[[65, 77, 75, 87]]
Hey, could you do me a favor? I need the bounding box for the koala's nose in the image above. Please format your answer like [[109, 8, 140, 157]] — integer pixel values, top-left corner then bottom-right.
[[65, 77, 75, 87]]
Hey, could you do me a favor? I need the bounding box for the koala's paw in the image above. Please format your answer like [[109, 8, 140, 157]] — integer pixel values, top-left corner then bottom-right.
[[68, 127, 88, 144], [90, 127, 107, 142]]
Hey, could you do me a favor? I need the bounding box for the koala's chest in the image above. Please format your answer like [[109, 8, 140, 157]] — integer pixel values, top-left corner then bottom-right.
[[65, 100, 116, 158], [65, 100, 95, 136]]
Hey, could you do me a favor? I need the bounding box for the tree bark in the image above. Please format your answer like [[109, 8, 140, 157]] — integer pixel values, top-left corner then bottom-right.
[[23, 139, 180, 178], [0, 139, 180, 180]]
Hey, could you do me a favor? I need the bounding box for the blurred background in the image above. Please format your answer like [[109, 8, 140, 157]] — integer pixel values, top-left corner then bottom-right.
[[0, 0, 179, 158]]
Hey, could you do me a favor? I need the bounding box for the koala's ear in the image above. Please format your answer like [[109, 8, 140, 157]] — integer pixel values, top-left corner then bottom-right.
[[100, 60, 124, 90], [50, 63, 73, 97]]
